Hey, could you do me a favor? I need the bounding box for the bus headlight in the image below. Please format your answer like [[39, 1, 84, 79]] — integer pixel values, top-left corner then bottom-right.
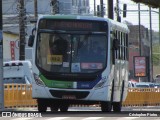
[[95, 77, 107, 88], [94, 81, 106, 89], [33, 73, 46, 87]]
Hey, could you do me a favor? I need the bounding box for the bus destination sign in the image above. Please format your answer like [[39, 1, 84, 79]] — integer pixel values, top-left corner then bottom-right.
[[39, 19, 107, 32]]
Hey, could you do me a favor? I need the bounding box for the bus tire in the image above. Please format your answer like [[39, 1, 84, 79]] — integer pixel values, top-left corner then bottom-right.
[[112, 102, 121, 112], [113, 81, 124, 112], [101, 101, 112, 112], [101, 80, 114, 112], [38, 103, 47, 112], [60, 104, 69, 112], [37, 99, 47, 112]]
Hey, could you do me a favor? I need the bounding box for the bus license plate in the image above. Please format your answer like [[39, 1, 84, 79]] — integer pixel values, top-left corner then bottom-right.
[[62, 95, 76, 99]]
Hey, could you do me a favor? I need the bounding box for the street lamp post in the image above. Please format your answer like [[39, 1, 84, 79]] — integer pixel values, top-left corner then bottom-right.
[[149, 6, 153, 82], [138, 3, 142, 56], [94, 0, 96, 16], [138, 4, 142, 82]]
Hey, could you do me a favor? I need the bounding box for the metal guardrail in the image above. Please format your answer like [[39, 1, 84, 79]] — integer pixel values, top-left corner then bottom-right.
[[4, 85, 160, 108], [4, 84, 37, 108], [122, 88, 160, 106]]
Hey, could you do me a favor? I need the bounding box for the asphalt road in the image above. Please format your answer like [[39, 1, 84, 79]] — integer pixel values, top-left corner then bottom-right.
[[1, 106, 160, 120]]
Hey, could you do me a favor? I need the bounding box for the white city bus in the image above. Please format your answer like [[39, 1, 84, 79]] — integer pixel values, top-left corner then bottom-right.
[[28, 15, 129, 112]]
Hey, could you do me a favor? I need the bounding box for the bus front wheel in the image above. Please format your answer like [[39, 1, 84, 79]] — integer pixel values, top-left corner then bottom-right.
[[60, 104, 69, 112], [112, 102, 121, 112], [101, 102, 112, 112], [37, 99, 47, 112], [113, 81, 124, 112], [38, 103, 47, 112]]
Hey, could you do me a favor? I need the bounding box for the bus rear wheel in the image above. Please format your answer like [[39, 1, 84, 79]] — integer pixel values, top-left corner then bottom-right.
[[101, 102, 112, 112]]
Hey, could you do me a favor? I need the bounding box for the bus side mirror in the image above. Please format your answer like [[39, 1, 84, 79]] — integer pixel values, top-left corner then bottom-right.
[[28, 35, 34, 47], [113, 39, 119, 50], [123, 4, 127, 17]]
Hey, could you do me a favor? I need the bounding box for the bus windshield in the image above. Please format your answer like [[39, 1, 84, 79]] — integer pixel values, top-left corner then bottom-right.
[[36, 20, 108, 74], [36, 32, 107, 74]]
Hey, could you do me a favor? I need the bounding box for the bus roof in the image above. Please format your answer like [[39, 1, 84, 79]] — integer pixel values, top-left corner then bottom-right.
[[39, 14, 107, 21]]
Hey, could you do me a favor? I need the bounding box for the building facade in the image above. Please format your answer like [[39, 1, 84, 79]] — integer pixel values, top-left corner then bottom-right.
[[128, 25, 150, 82]]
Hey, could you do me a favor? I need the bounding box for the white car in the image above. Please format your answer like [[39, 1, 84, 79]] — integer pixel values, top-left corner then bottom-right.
[[135, 82, 155, 88], [3, 77, 31, 85], [128, 81, 136, 88], [3, 60, 33, 85]]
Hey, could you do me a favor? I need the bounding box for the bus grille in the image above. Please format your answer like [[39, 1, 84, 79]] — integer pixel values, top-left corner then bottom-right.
[[49, 90, 90, 99]]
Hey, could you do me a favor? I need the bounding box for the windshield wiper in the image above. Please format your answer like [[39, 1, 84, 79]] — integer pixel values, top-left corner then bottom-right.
[[89, 31, 106, 34]]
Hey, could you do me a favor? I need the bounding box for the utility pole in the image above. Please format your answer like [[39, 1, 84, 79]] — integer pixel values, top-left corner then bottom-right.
[[138, 3, 142, 82], [149, 6, 153, 82], [108, 0, 114, 19], [116, 0, 121, 22], [50, 0, 59, 15], [18, 0, 26, 60], [0, 0, 4, 111], [138, 3, 141, 56], [34, 0, 38, 19], [100, 0, 104, 17], [97, 5, 100, 17], [94, 0, 96, 16], [159, 8, 160, 45]]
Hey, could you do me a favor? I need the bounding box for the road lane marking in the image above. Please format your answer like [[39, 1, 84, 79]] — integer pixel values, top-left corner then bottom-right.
[[47, 117, 70, 120], [10, 118, 33, 120], [82, 117, 103, 120], [116, 117, 138, 120]]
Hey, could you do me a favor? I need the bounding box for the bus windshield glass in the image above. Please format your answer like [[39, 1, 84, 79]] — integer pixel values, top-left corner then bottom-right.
[[36, 20, 108, 74]]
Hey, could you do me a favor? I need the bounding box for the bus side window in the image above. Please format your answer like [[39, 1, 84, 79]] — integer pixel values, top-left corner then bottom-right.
[[113, 38, 119, 50]]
